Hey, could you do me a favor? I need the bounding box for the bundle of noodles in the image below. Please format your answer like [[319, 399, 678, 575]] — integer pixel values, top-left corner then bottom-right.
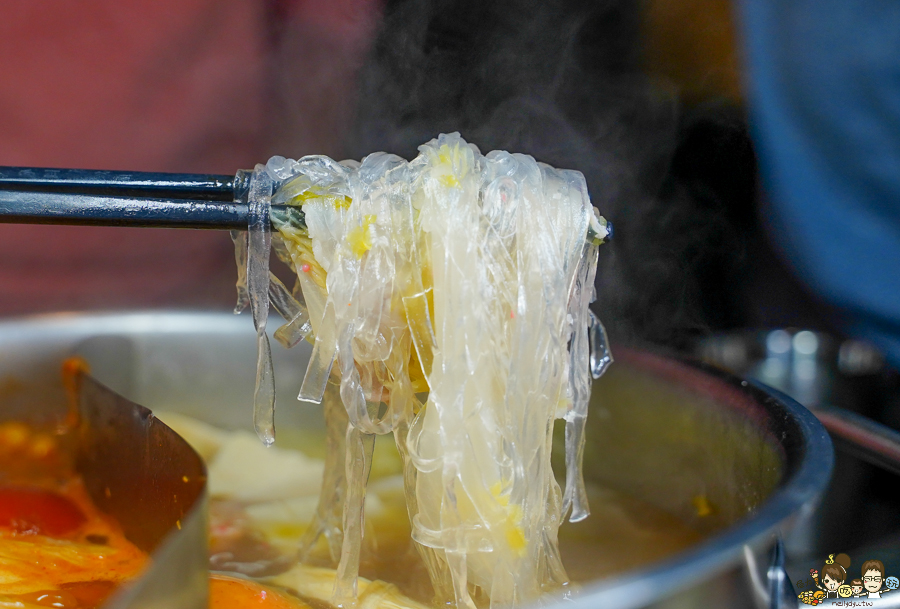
[[233, 133, 612, 608]]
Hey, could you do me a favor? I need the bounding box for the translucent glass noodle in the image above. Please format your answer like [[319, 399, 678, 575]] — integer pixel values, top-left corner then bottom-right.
[[233, 134, 611, 608]]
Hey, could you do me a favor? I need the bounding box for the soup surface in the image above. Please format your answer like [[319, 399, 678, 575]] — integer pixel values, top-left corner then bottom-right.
[[0, 400, 703, 609], [161, 413, 702, 608]]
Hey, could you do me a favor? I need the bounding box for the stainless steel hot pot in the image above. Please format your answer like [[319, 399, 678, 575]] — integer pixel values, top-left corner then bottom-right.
[[0, 312, 832, 609]]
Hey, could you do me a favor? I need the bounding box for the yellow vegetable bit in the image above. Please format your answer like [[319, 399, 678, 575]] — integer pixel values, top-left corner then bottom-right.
[[346, 214, 377, 258], [504, 520, 527, 556], [692, 494, 713, 517], [438, 173, 460, 188]]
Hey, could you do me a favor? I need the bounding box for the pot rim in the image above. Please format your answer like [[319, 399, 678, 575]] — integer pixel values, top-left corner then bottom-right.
[[0, 311, 834, 608], [567, 351, 833, 608]]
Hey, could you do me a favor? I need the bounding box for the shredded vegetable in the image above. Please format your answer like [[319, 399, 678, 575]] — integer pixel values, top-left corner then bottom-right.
[[237, 133, 610, 608]]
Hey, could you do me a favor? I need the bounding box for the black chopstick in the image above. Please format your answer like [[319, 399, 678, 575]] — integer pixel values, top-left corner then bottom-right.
[[0, 190, 251, 230], [0, 166, 305, 230], [0, 166, 238, 201]]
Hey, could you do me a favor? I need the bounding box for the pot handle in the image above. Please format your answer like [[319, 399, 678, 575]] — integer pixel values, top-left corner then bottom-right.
[[811, 403, 900, 477]]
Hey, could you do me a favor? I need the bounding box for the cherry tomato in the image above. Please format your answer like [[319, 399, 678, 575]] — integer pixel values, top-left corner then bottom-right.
[[0, 486, 87, 536]]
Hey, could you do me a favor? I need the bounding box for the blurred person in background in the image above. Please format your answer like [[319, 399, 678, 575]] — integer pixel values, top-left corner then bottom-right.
[[733, 0, 900, 370], [643, 0, 900, 372], [642, 0, 900, 559], [0, 0, 379, 316]]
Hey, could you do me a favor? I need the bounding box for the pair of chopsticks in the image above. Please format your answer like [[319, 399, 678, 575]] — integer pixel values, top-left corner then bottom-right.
[[0, 165, 610, 243], [0, 166, 283, 230]]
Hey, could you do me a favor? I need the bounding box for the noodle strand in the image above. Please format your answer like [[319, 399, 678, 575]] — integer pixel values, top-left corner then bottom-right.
[[248, 165, 276, 446]]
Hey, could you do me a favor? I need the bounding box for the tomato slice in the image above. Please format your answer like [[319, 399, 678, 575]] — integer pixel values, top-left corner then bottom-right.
[[0, 486, 87, 536]]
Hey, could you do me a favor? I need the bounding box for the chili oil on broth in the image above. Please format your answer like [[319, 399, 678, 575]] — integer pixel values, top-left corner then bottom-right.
[[0, 421, 148, 609], [0, 409, 314, 609]]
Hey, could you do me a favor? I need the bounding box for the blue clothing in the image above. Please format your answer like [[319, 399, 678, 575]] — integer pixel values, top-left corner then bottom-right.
[[735, 0, 900, 368]]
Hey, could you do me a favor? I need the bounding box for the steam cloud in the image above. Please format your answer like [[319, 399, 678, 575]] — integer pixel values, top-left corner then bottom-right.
[[342, 0, 736, 348]]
